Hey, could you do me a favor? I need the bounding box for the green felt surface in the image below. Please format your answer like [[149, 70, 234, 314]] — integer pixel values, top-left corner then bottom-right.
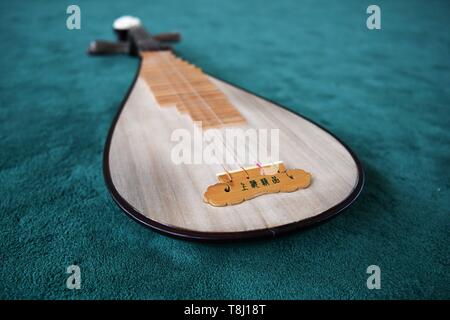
[[0, 0, 449, 299]]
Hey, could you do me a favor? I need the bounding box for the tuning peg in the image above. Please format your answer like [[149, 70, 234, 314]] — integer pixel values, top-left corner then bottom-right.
[[113, 16, 142, 41], [88, 40, 130, 55], [153, 32, 181, 42]]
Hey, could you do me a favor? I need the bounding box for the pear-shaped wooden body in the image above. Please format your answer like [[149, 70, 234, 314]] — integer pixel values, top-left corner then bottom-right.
[[105, 55, 363, 241]]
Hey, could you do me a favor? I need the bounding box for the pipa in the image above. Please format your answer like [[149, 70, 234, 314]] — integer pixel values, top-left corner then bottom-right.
[[88, 16, 364, 241]]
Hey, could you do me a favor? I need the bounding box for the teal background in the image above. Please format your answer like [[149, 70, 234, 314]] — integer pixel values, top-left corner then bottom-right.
[[0, 0, 449, 299]]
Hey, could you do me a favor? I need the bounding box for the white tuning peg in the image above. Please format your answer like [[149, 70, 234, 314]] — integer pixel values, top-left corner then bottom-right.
[[113, 16, 141, 30]]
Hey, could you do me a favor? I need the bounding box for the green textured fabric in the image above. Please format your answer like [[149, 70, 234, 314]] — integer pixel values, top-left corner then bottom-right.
[[1, 0, 449, 299]]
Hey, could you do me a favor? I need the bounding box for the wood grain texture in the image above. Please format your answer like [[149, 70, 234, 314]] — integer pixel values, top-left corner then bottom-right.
[[107, 65, 361, 235]]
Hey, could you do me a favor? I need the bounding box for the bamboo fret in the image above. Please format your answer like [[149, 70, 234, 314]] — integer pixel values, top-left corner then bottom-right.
[[139, 51, 246, 128]]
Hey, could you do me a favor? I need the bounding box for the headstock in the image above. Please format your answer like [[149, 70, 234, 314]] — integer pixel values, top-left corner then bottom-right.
[[88, 16, 180, 56]]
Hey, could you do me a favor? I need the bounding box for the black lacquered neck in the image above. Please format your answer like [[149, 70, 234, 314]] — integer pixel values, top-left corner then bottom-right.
[[127, 26, 170, 55], [88, 19, 180, 56]]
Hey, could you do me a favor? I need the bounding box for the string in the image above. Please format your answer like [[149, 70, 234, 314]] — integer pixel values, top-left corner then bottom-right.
[[143, 52, 275, 178], [157, 52, 246, 175]]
